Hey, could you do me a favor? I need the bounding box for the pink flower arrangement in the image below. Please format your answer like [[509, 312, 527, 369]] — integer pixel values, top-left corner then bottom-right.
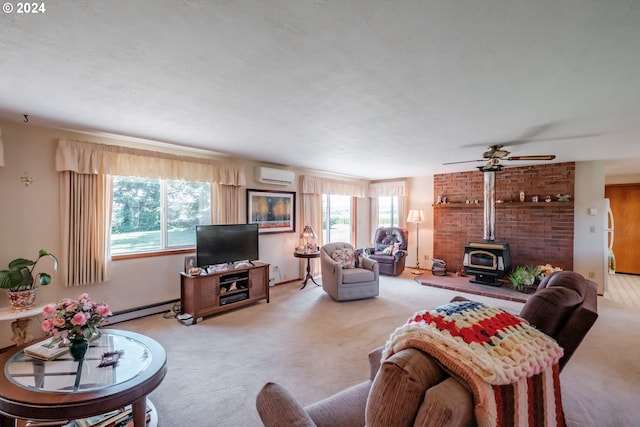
[[42, 293, 111, 342]]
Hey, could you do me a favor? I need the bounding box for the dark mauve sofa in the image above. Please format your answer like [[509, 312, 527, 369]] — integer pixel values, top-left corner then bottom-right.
[[256, 270, 598, 427]]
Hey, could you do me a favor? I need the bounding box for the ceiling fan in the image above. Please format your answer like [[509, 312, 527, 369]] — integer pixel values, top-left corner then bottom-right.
[[443, 144, 556, 172]]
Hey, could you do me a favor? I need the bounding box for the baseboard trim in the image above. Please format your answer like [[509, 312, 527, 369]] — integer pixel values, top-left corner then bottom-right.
[[104, 299, 180, 325], [0, 344, 15, 354]]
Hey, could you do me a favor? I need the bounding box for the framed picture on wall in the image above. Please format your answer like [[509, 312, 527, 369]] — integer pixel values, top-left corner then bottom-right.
[[247, 189, 296, 234]]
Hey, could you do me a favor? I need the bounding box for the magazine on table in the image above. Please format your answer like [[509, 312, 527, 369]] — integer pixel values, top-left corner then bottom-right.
[[75, 403, 152, 427]]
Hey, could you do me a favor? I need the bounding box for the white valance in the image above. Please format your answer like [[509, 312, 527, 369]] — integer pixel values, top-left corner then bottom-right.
[[368, 180, 406, 197], [0, 127, 4, 167], [56, 138, 246, 186], [301, 175, 368, 197]]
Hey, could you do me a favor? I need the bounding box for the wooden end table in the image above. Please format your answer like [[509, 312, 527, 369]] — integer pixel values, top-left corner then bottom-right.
[[293, 251, 321, 290], [0, 329, 166, 427]]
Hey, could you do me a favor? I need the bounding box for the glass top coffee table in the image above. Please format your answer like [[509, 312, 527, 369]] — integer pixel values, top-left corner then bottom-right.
[[0, 329, 167, 427]]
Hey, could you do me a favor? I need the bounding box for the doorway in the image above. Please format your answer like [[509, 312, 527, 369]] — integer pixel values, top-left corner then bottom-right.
[[605, 184, 640, 275]]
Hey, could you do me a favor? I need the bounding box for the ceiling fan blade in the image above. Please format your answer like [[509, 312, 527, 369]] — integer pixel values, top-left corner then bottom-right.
[[505, 133, 600, 146], [462, 133, 600, 149], [507, 155, 556, 161], [442, 159, 484, 165]]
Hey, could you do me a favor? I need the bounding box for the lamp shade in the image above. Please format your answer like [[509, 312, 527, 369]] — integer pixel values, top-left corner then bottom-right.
[[299, 224, 318, 253], [406, 209, 427, 223], [302, 225, 317, 239]]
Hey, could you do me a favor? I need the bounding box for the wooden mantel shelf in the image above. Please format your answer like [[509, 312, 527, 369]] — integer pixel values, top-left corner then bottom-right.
[[433, 201, 574, 208]]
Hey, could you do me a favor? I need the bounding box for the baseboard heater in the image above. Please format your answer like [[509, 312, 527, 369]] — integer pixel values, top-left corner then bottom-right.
[[103, 299, 180, 325]]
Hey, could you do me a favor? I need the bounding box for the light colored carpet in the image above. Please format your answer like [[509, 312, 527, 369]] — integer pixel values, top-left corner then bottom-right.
[[114, 273, 640, 426]]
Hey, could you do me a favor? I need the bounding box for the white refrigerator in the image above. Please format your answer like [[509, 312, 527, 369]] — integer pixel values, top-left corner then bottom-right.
[[604, 198, 616, 274]]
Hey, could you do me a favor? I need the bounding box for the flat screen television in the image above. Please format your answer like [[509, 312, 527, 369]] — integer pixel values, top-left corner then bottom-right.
[[196, 224, 259, 267]]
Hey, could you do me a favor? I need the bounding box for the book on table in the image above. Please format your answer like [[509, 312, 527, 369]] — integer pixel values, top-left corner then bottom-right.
[[24, 333, 101, 361], [24, 336, 69, 360]]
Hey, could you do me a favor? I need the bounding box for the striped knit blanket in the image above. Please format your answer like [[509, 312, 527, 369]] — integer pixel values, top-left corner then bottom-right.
[[382, 301, 565, 427]]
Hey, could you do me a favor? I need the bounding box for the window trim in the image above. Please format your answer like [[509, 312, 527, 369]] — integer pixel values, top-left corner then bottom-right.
[[111, 248, 194, 261]]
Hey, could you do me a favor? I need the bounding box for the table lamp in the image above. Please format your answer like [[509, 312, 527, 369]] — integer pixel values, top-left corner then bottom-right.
[[301, 225, 318, 253]]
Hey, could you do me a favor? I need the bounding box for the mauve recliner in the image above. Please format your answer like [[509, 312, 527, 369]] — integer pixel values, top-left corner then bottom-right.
[[366, 227, 408, 276]]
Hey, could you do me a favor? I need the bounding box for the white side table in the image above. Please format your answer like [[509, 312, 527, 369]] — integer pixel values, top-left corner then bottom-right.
[[0, 304, 47, 346]]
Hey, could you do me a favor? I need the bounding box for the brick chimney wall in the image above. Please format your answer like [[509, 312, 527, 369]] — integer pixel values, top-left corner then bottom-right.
[[433, 163, 575, 273]]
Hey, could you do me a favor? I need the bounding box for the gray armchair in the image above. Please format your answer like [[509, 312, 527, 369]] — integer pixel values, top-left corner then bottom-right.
[[320, 242, 379, 301]]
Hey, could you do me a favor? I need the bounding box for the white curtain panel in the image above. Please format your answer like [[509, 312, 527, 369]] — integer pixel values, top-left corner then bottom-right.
[[301, 175, 368, 198], [56, 138, 246, 185], [59, 171, 112, 286], [368, 180, 406, 198]]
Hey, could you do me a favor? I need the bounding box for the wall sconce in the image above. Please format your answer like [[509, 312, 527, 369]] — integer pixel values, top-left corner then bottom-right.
[[20, 172, 33, 187]]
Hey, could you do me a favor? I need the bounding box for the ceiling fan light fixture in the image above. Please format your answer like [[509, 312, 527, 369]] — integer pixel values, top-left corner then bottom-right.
[[477, 164, 504, 173], [483, 145, 510, 159], [445, 143, 556, 172]]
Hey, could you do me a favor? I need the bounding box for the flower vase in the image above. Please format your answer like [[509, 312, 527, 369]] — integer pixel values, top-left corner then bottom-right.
[[7, 289, 37, 311], [69, 337, 89, 361]]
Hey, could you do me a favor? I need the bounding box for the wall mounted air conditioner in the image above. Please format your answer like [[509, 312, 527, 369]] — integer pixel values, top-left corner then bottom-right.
[[255, 166, 295, 186]]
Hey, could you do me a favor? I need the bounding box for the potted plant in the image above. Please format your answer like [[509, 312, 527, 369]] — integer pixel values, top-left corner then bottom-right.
[[0, 249, 59, 309], [508, 265, 538, 293], [535, 264, 563, 282]]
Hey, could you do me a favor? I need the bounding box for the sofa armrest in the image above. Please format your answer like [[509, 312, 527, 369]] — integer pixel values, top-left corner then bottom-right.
[[416, 377, 475, 427], [394, 250, 407, 260], [362, 257, 379, 276], [256, 382, 317, 427], [320, 250, 342, 286], [368, 346, 384, 380]]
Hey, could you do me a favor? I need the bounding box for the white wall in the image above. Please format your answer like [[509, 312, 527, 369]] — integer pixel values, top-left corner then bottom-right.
[[605, 174, 640, 185], [573, 161, 607, 294]]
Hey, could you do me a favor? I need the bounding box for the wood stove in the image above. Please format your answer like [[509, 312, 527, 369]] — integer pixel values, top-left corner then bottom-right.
[[463, 242, 511, 286], [459, 169, 512, 286]]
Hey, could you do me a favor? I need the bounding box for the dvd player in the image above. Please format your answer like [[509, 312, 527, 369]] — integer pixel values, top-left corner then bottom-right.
[[220, 292, 248, 305]]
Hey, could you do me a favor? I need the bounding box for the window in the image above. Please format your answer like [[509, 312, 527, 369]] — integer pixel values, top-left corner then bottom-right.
[[322, 194, 353, 243], [111, 176, 211, 255], [378, 196, 400, 227]]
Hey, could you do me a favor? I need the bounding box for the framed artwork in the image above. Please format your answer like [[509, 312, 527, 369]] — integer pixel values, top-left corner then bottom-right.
[[184, 256, 199, 275], [247, 189, 296, 234]]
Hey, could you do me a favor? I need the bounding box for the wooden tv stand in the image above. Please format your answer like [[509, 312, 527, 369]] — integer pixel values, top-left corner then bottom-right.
[[179, 262, 269, 324]]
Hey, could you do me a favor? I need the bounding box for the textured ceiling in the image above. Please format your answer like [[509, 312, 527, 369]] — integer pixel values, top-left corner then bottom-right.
[[1, 0, 639, 179]]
